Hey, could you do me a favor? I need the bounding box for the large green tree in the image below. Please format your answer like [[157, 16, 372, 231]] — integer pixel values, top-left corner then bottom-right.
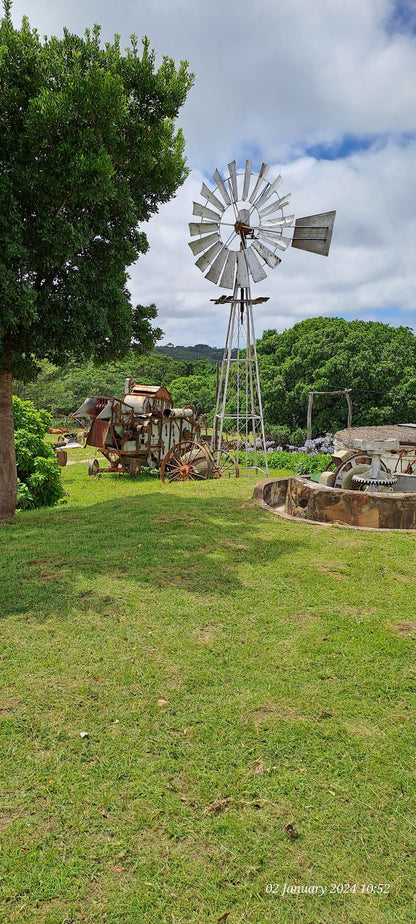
[[0, 1, 193, 516], [257, 317, 416, 435]]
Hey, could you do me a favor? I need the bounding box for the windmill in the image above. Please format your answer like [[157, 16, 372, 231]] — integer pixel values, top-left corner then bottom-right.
[[189, 160, 336, 474]]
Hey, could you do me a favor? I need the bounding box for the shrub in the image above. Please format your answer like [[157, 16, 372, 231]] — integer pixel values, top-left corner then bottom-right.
[[290, 426, 307, 448], [264, 424, 292, 447], [264, 449, 332, 474], [13, 397, 65, 510]]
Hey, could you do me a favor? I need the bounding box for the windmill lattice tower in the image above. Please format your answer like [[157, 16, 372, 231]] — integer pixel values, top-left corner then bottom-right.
[[189, 160, 335, 474]]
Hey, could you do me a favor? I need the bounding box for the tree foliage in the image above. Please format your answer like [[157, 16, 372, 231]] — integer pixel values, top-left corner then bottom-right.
[[13, 396, 65, 508], [0, 7, 193, 379], [0, 2, 192, 516], [257, 317, 416, 436], [16, 318, 416, 440]]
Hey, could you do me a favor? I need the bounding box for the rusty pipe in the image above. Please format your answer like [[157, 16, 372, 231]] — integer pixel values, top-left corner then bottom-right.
[[163, 407, 194, 420]]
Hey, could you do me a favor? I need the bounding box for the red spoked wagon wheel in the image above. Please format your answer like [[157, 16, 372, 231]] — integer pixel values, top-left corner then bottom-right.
[[160, 440, 213, 483], [212, 448, 239, 478]]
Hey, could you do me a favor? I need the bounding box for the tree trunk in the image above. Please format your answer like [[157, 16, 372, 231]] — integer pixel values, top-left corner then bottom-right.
[[0, 371, 17, 519]]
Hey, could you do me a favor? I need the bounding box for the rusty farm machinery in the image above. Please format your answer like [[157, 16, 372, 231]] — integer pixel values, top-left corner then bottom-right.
[[71, 379, 239, 483]]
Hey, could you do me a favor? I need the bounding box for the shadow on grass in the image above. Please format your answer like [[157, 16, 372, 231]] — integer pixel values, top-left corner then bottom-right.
[[1, 485, 302, 619]]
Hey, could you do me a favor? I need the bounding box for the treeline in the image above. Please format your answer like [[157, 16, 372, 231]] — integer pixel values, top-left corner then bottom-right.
[[14, 318, 416, 439], [154, 343, 234, 363]]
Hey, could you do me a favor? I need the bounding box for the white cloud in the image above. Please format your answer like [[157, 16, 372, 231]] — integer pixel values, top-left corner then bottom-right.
[[10, 0, 416, 342], [132, 141, 416, 343]]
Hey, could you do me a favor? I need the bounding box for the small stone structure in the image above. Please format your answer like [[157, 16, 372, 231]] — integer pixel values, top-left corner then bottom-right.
[[254, 431, 416, 529], [254, 475, 416, 529]]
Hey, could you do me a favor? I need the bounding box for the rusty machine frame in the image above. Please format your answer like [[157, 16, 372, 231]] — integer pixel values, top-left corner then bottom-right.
[[73, 379, 238, 482]]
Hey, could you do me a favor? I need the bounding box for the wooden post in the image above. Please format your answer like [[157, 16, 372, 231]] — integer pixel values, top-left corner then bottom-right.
[[346, 390, 353, 428], [307, 392, 314, 440]]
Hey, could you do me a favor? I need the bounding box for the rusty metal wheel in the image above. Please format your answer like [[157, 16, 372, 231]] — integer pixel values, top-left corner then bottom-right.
[[212, 449, 239, 479], [56, 449, 68, 467], [128, 459, 141, 479], [333, 452, 388, 490], [160, 440, 212, 483], [88, 458, 100, 476]]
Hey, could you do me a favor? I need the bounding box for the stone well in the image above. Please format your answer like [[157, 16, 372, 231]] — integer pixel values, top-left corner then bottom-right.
[[253, 475, 416, 530]]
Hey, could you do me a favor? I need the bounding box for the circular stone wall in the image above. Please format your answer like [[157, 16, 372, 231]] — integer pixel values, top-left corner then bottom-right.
[[253, 476, 416, 530]]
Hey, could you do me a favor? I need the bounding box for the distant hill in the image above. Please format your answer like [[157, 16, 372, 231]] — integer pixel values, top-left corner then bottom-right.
[[154, 343, 234, 363]]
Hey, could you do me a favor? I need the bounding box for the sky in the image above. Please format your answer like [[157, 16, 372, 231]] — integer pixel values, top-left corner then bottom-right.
[[10, 0, 416, 347]]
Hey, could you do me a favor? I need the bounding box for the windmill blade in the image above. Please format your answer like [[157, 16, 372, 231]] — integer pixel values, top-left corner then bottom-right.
[[251, 174, 283, 211], [195, 240, 223, 272], [219, 251, 237, 289], [252, 239, 282, 268], [245, 246, 268, 282], [193, 202, 222, 221], [249, 162, 269, 204], [213, 169, 231, 206], [260, 215, 295, 229], [236, 251, 250, 288], [205, 247, 229, 284], [188, 232, 221, 256], [242, 159, 252, 199], [189, 221, 220, 237], [258, 193, 291, 218], [257, 230, 292, 251], [201, 182, 225, 214], [228, 160, 238, 202], [291, 210, 336, 256]]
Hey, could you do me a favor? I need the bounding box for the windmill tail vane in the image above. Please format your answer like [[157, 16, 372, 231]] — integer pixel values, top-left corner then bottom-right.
[[188, 160, 336, 475]]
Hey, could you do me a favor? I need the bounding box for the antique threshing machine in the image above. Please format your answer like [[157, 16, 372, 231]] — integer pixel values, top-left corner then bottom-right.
[[73, 379, 238, 482]]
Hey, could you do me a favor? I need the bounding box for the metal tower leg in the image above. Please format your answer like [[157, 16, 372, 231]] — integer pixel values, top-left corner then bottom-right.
[[210, 280, 268, 476]]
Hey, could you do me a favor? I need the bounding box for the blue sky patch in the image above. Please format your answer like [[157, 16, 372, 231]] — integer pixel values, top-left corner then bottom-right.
[[304, 134, 382, 161], [386, 0, 416, 35]]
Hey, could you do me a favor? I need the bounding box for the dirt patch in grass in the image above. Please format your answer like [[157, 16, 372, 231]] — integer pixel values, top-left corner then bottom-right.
[[343, 720, 383, 738], [28, 559, 64, 581], [0, 809, 20, 832], [0, 697, 22, 717], [245, 701, 305, 726], [287, 610, 318, 621], [154, 513, 195, 524], [313, 561, 350, 578], [219, 539, 250, 552], [193, 624, 221, 645], [392, 621, 416, 638]]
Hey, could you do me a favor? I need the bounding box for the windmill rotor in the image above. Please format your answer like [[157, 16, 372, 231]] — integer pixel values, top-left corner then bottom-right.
[[188, 161, 301, 290], [189, 161, 335, 289]]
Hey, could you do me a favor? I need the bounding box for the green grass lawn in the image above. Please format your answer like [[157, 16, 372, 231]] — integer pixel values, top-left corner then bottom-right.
[[0, 460, 415, 923]]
